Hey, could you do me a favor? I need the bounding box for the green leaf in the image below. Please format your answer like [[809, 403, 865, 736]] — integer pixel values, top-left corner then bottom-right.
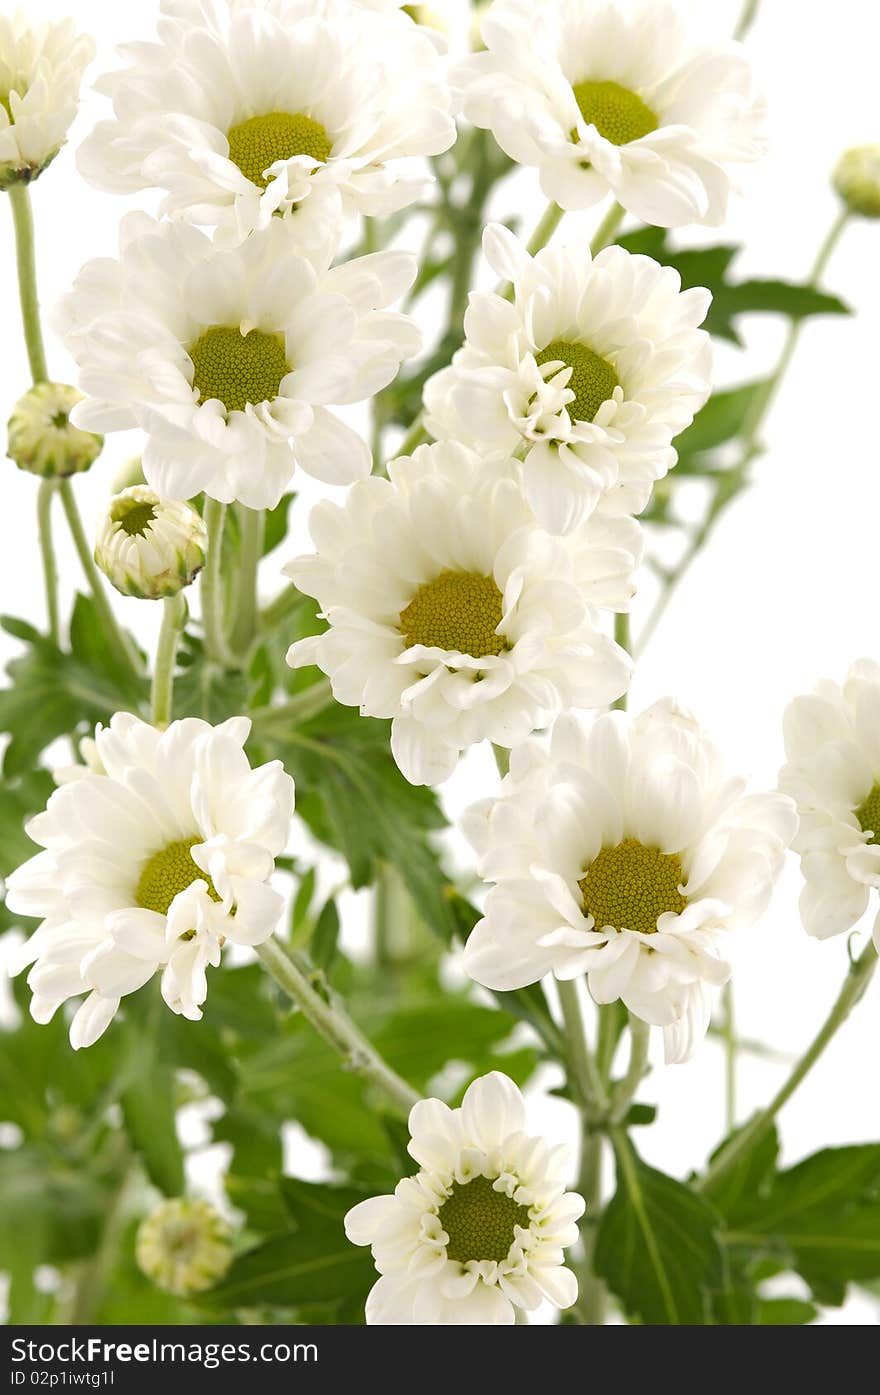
[[674, 381, 768, 460], [120, 1065, 184, 1196], [262, 493, 295, 556], [0, 768, 54, 877], [595, 1135, 723, 1324], [758, 1298, 817, 1325], [702, 1122, 780, 1220], [311, 899, 340, 974]]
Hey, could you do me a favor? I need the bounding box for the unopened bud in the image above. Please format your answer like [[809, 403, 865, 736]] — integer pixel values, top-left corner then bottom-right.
[[95, 487, 208, 600], [7, 382, 102, 478], [136, 1198, 233, 1297]]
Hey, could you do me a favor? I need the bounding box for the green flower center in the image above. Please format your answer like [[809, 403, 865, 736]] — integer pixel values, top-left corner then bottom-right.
[[579, 838, 688, 936], [135, 837, 220, 917], [227, 111, 333, 188], [188, 326, 291, 414], [572, 79, 658, 146], [399, 570, 507, 658], [112, 499, 157, 538], [437, 1176, 530, 1265], [855, 782, 880, 845], [535, 339, 620, 423]]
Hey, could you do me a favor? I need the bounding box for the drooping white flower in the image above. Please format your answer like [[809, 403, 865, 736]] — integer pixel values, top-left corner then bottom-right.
[[136, 1198, 233, 1297], [345, 1071, 584, 1324], [6, 714, 295, 1048], [0, 11, 94, 189], [462, 702, 796, 1062], [285, 441, 636, 786], [780, 659, 880, 948], [454, 0, 766, 228], [77, 0, 454, 248], [56, 214, 419, 510], [95, 486, 208, 600], [424, 224, 712, 534]]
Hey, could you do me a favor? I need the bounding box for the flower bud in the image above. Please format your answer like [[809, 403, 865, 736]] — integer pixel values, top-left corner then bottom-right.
[[95, 487, 208, 600], [136, 1199, 233, 1298], [7, 382, 102, 478], [833, 145, 880, 218]]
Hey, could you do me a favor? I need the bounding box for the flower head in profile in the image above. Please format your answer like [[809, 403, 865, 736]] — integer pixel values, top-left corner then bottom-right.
[[77, 0, 454, 248], [455, 0, 766, 227], [285, 441, 636, 785], [57, 214, 419, 510], [345, 1071, 584, 1324], [6, 714, 295, 1048], [424, 224, 712, 534], [0, 11, 94, 189], [7, 382, 102, 479], [95, 486, 208, 600], [137, 1198, 233, 1297], [780, 659, 880, 947], [462, 702, 796, 1062], [833, 146, 880, 219]]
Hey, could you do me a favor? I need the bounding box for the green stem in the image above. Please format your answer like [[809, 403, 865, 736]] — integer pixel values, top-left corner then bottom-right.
[[259, 583, 309, 634], [151, 593, 187, 728], [700, 939, 877, 1195], [249, 680, 335, 733], [229, 504, 263, 659], [201, 498, 238, 668], [58, 480, 143, 686], [590, 200, 625, 256], [609, 1016, 651, 1124], [8, 182, 48, 383], [722, 982, 737, 1133], [525, 201, 564, 256], [558, 978, 607, 1113], [37, 480, 60, 644], [735, 0, 761, 40], [255, 938, 419, 1116], [612, 611, 631, 712], [396, 416, 429, 458]]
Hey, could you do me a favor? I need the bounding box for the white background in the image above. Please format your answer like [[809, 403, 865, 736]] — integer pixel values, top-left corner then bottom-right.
[[2, 0, 880, 1323]]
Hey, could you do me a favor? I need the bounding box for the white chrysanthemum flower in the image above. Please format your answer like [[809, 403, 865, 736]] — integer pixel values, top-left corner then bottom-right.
[[0, 11, 94, 188], [77, 0, 454, 248], [462, 702, 796, 1062], [7, 382, 102, 479], [285, 441, 636, 786], [95, 486, 208, 600], [56, 214, 419, 510], [780, 660, 880, 947], [137, 1198, 233, 1297], [345, 1071, 584, 1324], [454, 0, 766, 227], [6, 714, 295, 1049], [424, 224, 712, 534]]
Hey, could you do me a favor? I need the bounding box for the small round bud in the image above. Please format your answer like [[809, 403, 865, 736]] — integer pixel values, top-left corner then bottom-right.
[[95, 487, 208, 600], [136, 1198, 233, 1298], [7, 382, 102, 478], [833, 145, 880, 217]]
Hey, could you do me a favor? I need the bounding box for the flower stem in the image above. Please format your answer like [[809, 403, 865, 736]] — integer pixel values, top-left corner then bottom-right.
[[259, 583, 309, 634], [151, 593, 187, 728], [590, 200, 625, 255], [229, 504, 263, 659], [255, 937, 419, 1115], [735, 0, 761, 40], [558, 978, 608, 1114], [396, 416, 429, 458], [37, 479, 60, 644], [700, 937, 878, 1195], [248, 679, 335, 733], [722, 982, 737, 1132], [609, 1015, 651, 1124], [612, 611, 631, 711], [8, 182, 48, 383], [201, 498, 238, 668], [525, 201, 564, 256], [58, 479, 143, 685], [558, 978, 609, 1324]]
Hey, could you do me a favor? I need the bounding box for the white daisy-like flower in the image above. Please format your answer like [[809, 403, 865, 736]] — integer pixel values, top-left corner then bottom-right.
[[77, 0, 455, 248], [345, 1071, 584, 1324], [6, 714, 295, 1049], [424, 223, 712, 534], [95, 486, 208, 600], [56, 213, 419, 510], [0, 11, 94, 189], [462, 702, 796, 1062], [780, 659, 880, 946], [454, 0, 766, 227], [285, 441, 636, 786]]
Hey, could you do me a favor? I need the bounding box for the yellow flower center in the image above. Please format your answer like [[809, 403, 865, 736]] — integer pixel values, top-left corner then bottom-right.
[[135, 837, 220, 917], [579, 838, 688, 936], [227, 111, 333, 188], [188, 326, 290, 414], [535, 339, 620, 423], [399, 570, 507, 658], [112, 498, 156, 538], [437, 1176, 530, 1265], [572, 79, 658, 146], [855, 783, 880, 846]]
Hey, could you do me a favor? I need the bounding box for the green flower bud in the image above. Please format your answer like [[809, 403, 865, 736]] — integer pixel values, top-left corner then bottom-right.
[[7, 382, 102, 478], [136, 1199, 233, 1298], [95, 486, 208, 600], [833, 145, 880, 218]]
